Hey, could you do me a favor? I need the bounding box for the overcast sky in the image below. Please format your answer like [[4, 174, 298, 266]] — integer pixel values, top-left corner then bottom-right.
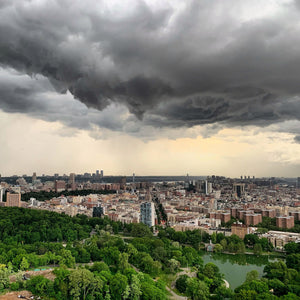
[[0, 0, 300, 177]]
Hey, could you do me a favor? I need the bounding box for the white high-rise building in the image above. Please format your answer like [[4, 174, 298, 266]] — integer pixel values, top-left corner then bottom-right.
[[205, 180, 213, 195], [0, 188, 3, 202], [140, 202, 155, 227]]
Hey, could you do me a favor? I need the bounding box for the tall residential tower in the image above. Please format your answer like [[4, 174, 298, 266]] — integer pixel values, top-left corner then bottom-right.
[[140, 202, 155, 227]]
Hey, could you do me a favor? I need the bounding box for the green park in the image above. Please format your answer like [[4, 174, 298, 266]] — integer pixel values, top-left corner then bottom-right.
[[0, 206, 299, 299]]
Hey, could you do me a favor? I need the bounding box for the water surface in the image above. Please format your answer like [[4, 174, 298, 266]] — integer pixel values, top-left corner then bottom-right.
[[202, 253, 281, 290]]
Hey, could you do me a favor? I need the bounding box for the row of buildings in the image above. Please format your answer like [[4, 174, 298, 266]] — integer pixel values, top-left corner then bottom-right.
[[1, 174, 300, 249]]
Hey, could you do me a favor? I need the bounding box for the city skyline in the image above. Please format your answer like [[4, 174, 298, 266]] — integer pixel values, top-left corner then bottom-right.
[[0, 171, 298, 182], [0, 0, 300, 177]]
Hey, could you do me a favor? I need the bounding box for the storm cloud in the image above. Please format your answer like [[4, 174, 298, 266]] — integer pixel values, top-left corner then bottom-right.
[[0, 0, 300, 137]]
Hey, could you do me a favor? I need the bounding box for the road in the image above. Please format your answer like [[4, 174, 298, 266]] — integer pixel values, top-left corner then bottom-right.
[[171, 267, 197, 289], [223, 279, 230, 288], [166, 286, 188, 300]]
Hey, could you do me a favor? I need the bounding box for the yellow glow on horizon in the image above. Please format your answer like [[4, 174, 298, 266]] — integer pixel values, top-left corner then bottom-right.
[[0, 111, 299, 177]]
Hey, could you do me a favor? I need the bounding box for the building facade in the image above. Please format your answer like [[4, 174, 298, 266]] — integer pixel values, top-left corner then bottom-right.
[[233, 183, 245, 198], [276, 216, 294, 229], [6, 192, 21, 207], [231, 224, 249, 239], [140, 202, 155, 227], [55, 180, 66, 193]]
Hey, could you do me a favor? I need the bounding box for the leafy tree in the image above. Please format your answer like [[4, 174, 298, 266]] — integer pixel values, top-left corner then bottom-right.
[[255, 292, 278, 300], [118, 252, 130, 271], [131, 223, 152, 237], [213, 243, 223, 253], [280, 292, 300, 299], [244, 234, 259, 247], [128, 274, 142, 300], [237, 242, 246, 254], [254, 244, 263, 255], [171, 241, 181, 249], [168, 258, 180, 273], [235, 280, 269, 295], [216, 233, 225, 243], [214, 285, 234, 300], [234, 289, 257, 299], [126, 243, 138, 259], [182, 246, 202, 267], [211, 232, 217, 244], [245, 270, 259, 282], [100, 247, 120, 266], [152, 246, 167, 262], [10, 282, 20, 291], [141, 256, 161, 277], [109, 273, 128, 300], [220, 239, 227, 250], [203, 262, 221, 279], [90, 261, 110, 273], [258, 237, 273, 252], [268, 278, 288, 296], [0, 207, 94, 244], [26, 275, 55, 297], [140, 281, 167, 300], [284, 242, 300, 254], [69, 268, 103, 300], [175, 274, 189, 293], [286, 254, 300, 272], [20, 257, 29, 271], [53, 268, 71, 300], [58, 249, 76, 268], [186, 278, 209, 300], [264, 261, 288, 281], [171, 249, 182, 259], [0, 265, 11, 291], [174, 231, 187, 244], [256, 217, 276, 230], [99, 270, 113, 283]]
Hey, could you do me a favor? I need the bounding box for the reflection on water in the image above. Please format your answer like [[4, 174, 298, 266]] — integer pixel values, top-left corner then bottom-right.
[[201, 253, 283, 290]]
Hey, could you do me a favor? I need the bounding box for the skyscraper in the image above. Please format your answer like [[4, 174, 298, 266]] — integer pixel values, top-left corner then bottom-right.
[[205, 180, 213, 195], [69, 173, 76, 184], [0, 188, 3, 202], [297, 177, 300, 189], [120, 177, 126, 190], [69, 173, 76, 191], [140, 202, 155, 227], [233, 183, 245, 198], [132, 173, 136, 191], [32, 172, 37, 183]]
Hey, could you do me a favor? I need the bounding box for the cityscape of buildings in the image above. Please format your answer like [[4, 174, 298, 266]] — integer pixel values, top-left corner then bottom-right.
[[0, 172, 300, 250]]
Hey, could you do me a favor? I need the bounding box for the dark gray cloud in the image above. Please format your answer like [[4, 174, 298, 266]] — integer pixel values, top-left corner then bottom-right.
[[0, 0, 300, 137], [0, 69, 131, 134], [294, 136, 300, 143]]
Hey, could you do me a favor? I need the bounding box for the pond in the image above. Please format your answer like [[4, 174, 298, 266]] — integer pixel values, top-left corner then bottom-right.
[[201, 253, 282, 290]]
